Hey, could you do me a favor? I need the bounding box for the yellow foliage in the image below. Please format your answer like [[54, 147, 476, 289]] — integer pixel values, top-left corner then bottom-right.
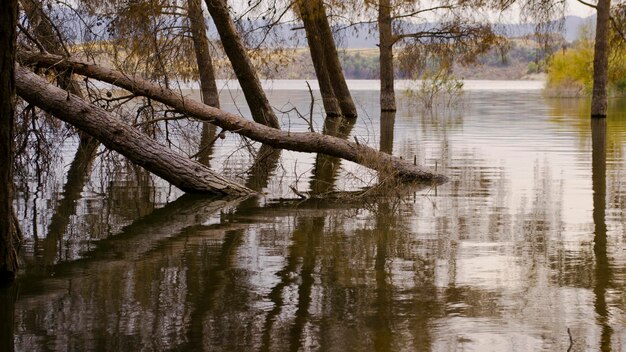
[[547, 33, 626, 96]]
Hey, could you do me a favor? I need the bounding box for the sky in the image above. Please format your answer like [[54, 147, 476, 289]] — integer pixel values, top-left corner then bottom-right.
[[229, 0, 599, 23], [566, 0, 597, 17]]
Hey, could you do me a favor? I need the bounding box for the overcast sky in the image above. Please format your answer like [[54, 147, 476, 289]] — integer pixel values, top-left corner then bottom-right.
[[565, 0, 596, 17], [230, 0, 598, 23]]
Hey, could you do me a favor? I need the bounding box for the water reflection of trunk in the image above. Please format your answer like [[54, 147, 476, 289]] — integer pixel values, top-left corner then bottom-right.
[[591, 117, 612, 351], [309, 116, 356, 196], [0, 284, 17, 352], [197, 123, 217, 167], [41, 136, 99, 265], [19, 195, 241, 292], [260, 217, 323, 352], [373, 202, 392, 351], [182, 228, 245, 350], [379, 111, 396, 154], [235, 144, 282, 211], [245, 145, 282, 193], [288, 217, 321, 351]]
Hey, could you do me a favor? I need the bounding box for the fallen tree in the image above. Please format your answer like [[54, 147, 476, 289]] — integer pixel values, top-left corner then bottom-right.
[[17, 52, 447, 184], [15, 64, 252, 196]]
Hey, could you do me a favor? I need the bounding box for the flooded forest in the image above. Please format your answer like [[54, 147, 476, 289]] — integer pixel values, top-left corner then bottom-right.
[[2, 0, 626, 351]]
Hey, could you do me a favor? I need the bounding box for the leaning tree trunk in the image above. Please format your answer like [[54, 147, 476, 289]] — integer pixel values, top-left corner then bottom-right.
[[15, 65, 252, 196], [0, 0, 20, 282], [591, 0, 611, 117], [18, 53, 447, 182], [378, 0, 396, 112], [187, 0, 219, 165], [188, 0, 220, 109], [312, 0, 358, 118], [204, 0, 280, 128], [296, 0, 342, 117]]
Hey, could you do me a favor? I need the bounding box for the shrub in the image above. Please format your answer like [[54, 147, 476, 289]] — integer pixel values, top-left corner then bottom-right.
[[547, 32, 626, 96]]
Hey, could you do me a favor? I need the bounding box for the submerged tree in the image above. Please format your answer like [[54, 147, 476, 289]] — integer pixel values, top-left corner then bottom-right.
[[506, 0, 626, 117], [295, 0, 358, 118], [1, 0, 20, 281], [205, 0, 281, 128], [9, 0, 447, 211], [591, 0, 611, 117], [349, 0, 501, 112], [186, 0, 220, 164]]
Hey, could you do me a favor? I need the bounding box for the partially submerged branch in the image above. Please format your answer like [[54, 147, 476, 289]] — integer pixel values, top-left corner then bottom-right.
[[15, 64, 253, 196], [18, 52, 448, 184]]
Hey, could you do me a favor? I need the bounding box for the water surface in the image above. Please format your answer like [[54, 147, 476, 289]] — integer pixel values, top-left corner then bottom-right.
[[4, 81, 626, 351]]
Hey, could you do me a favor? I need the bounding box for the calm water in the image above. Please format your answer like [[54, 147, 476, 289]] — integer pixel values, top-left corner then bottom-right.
[[2, 81, 626, 351]]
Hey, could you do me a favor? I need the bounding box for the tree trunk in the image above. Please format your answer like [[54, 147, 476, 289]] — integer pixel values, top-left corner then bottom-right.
[[188, 0, 220, 109], [18, 53, 447, 183], [15, 65, 253, 195], [204, 0, 280, 128], [0, 0, 20, 282], [187, 0, 219, 165], [379, 111, 395, 154], [296, 0, 342, 117], [378, 0, 396, 112], [312, 0, 358, 118], [591, 0, 611, 117]]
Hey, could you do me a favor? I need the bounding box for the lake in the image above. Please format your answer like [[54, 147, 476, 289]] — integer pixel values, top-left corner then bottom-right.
[[3, 80, 626, 351]]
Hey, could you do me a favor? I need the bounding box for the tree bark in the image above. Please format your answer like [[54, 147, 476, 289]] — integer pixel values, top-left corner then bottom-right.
[[296, 0, 342, 117], [15, 65, 253, 195], [188, 0, 220, 109], [311, 0, 358, 118], [379, 111, 395, 154], [378, 0, 396, 112], [591, 0, 611, 117], [204, 0, 280, 128], [18, 52, 447, 183], [0, 0, 20, 282], [187, 0, 219, 165]]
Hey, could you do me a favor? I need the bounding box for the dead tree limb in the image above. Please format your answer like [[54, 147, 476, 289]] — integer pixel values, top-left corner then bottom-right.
[[15, 64, 253, 196], [18, 52, 448, 183]]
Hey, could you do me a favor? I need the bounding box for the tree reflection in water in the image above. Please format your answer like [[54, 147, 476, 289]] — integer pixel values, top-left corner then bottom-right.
[[9, 91, 626, 351], [592, 117, 612, 352]]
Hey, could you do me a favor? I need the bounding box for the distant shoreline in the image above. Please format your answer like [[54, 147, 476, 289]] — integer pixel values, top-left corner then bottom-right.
[[205, 79, 547, 92]]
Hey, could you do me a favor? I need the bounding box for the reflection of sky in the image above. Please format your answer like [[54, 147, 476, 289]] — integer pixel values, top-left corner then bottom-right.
[[13, 82, 626, 351]]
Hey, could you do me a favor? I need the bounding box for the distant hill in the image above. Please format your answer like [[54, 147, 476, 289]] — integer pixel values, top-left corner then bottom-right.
[[494, 15, 594, 42], [54, 6, 594, 48], [224, 15, 596, 49]]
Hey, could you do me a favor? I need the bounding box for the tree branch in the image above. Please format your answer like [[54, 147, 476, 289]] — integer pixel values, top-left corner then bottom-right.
[[18, 51, 447, 183]]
